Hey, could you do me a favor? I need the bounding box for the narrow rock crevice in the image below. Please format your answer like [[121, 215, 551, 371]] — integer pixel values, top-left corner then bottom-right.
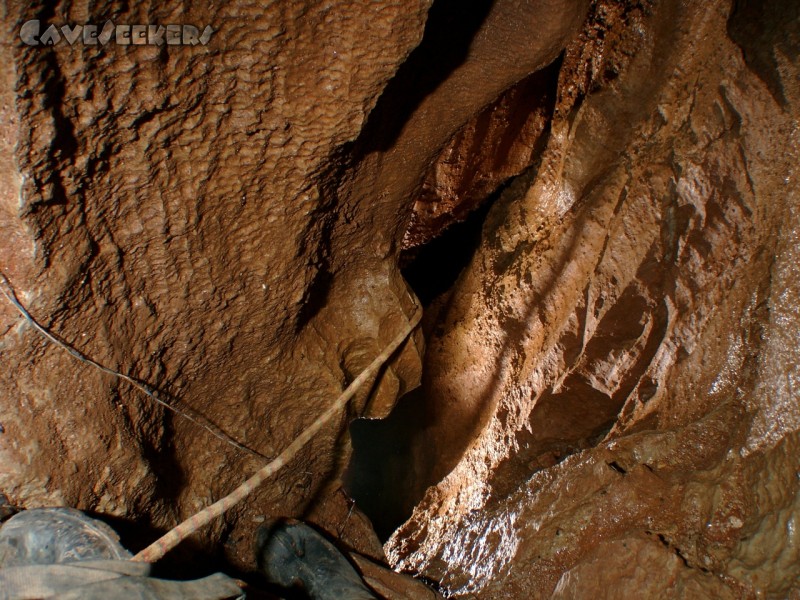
[[339, 0, 579, 543]]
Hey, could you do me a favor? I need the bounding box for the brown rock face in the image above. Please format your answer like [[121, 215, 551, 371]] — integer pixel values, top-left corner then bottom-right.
[[387, 0, 800, 597], [402, 64, 560, 251], [1, 0, 798, 596], [0, 0, 589, 580], [0, 0, 435, 567]]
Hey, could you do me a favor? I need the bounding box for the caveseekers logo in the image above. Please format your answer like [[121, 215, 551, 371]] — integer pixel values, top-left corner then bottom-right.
[[20, 20, 213, 46]]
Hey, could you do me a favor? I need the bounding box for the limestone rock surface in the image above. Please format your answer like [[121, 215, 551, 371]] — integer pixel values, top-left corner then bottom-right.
[[0, 0, 590, 578], [387, 0, 800, 597], [0, 0, 433, 566], [1, 0, 798, 596]]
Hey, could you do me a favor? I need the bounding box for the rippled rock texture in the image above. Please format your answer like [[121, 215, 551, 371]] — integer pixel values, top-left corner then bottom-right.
[[388, 0, 800, 597], [0, 0, 589, 578], [1, 0, 798, 596], [0, 0, 434, 567]]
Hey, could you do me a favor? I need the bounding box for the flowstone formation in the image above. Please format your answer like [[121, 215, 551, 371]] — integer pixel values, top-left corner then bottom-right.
[[387, 0, 800, 597], [0, 0, 588, 579], [0, 0, 798, 597], [0, 0, 433, 569]]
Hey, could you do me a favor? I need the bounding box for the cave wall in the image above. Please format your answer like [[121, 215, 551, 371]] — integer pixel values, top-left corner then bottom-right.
[[0, 0, 435, 565], [0, 0, 593, 576], [388, 0, 800, 597], [0, 0, 798, 596]]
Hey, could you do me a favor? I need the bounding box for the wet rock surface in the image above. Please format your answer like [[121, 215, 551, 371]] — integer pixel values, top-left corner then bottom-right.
[[0, 0, 432, 568], [0, 0, 589, 581], [0, 0, 798, 597], [388, 0, 800, 597], [402, 63, 560, 251]]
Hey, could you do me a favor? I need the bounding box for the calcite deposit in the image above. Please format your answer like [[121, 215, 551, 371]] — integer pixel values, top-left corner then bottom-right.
[[388, 0, 800, 597], [0, 0, 433, 569], [0, 0, 798, 597]]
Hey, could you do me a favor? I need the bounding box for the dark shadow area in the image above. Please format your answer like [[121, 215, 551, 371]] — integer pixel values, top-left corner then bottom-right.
[[292, 0, 498, 330], [345, 185, 507, 540], [343, 387, 430, 542], [292, 184, 337, 334], [345, 182, 508, 542], [352, 0, 495, 157], [346, 90, 559, 538], [92, 512, 280, 598], [397, 53, 562, 306], [400, 194, 496, 307], [337, 0, 577, 549], [727, 0, 800, 109], [93, 512, 228, 581]]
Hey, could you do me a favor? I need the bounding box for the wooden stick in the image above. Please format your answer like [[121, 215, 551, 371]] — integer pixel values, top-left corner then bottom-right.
[[132, 307, 422, 562]]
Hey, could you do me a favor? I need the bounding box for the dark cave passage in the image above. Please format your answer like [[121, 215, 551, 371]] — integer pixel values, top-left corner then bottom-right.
[[344, 194, 497, 542], [344, 388, 428, 542], [401, 196, 495, 308], [342, 40, 562, 543]]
